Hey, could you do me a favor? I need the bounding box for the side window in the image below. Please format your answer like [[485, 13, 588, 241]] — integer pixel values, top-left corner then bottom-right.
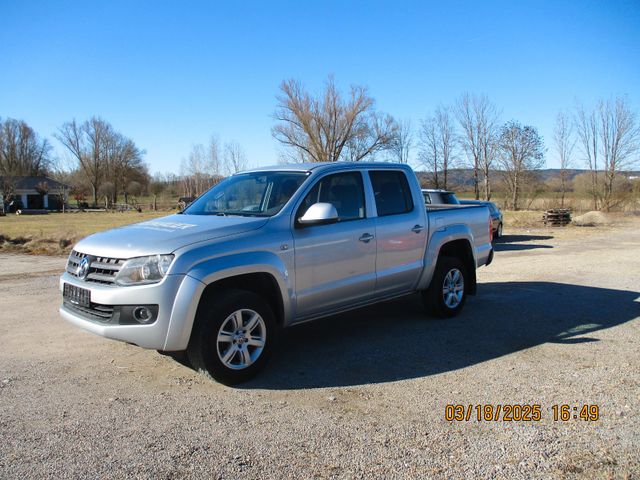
[[298, 172, 366, 222], [370, 171, 414, 216]]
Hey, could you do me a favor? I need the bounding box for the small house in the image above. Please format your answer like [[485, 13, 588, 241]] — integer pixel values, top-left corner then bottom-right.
[[0, 175, 69, 211]]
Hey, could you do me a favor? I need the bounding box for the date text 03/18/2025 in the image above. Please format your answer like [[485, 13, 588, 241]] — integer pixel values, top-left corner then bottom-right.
[[445, 404, 600, 422]]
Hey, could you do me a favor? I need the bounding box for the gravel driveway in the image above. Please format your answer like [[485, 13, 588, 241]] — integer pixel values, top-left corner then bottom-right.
[[1, 220, 638, 479]]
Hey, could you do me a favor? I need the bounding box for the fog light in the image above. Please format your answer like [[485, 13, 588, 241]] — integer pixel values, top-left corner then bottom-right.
[[133, 306, 153, 323], [113, 305, 158, 325]]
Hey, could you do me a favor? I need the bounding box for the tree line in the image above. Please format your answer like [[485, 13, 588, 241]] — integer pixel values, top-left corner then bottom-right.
[[270, 79, 546, 209], [271, 77, 639, 211], [2, 77, 638, 211], [0, 115, 250, 210]]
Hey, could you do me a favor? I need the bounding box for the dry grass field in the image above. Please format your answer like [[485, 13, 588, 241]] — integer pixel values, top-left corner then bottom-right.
[[0, 208, 635, 255], [0, 211, 167, 254]]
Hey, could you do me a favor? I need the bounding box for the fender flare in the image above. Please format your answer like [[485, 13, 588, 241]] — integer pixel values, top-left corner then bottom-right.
[[163, 251, 293, 351], [417, 224, 477, 292]]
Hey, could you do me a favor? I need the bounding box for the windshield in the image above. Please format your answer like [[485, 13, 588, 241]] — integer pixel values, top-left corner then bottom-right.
[[184, 171, 309, 216]]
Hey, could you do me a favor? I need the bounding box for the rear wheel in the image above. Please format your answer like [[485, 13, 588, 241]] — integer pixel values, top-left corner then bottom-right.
[[187, 289, 275, 385], [423, 256, 467, 318]]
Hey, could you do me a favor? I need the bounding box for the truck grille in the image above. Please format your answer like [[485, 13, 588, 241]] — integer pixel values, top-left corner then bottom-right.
[[63, 301, 115, 322], [66, 250, 125, 285]]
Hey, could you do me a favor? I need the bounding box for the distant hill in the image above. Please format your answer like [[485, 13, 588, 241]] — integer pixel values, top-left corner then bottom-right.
[[414, 168, 640, 189]]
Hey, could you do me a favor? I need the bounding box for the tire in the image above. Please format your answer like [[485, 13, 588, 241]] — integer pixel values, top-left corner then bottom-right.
[[423, 256, 467, 318], [496, 222, 503, 238], [187, 289, 276, 385]]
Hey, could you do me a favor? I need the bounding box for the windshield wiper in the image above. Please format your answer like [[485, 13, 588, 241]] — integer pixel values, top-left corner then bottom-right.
[[201, 211, 227, 216], [202, 211, 267, 217]]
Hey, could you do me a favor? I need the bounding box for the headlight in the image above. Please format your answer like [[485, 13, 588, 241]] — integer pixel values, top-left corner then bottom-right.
[[114, 254, 174, 286]]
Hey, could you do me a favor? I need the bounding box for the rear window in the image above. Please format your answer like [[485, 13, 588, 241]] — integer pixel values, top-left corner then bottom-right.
[[370, 171, 414, 216], [441, 193, 460, 205]]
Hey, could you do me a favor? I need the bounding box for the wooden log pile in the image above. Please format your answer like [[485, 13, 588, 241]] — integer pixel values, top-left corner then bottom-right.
[[543, 208, 571, 226]]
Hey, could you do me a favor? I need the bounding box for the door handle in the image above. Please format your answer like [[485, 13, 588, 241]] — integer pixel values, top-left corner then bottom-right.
[[411, 224, 424, 233], [359, 233, 375, 243]]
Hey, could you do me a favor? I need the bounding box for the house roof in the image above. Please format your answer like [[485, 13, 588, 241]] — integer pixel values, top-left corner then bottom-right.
[[0, 175, 70, 191]]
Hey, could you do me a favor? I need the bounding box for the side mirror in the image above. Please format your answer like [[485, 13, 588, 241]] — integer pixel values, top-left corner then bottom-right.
[[298, 202, 339, 226]]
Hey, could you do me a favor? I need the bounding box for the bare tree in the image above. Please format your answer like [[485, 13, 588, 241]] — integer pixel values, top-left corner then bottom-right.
[[435, 106, 456, 190], [553, 111, 575, 207], [104, 129, 145, 205], [223, 141, 248, 175], [180, 144, 205, 197], [575, 104, 600, 210], [497, 121, 545, 210], [208, 135, 221, 176], [126, 181, 143, 198], [56, 117, 108, 206], [149, 173, 165, 211], [0, 117, 51, 176], [598, 97, 640, 211], [272, 76, 397, 162], [180, 143, 223, 197], [98, 182, 115, 208], [56, 117, 145, 206], [455, 93, 499, 200], [574, 97, 640, 211], [0, 176, 17, 204], [419, 106, 457, 189], [388, 119, 412, 164], [419, 116, 440, 188]]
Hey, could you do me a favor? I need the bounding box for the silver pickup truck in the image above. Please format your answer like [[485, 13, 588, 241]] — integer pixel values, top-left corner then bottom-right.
[[60, 162, 493, 384]]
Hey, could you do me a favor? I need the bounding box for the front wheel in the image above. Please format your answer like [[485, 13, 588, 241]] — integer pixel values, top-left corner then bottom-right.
[[187, 289, 276, 385], [423, 256, 467, 318]]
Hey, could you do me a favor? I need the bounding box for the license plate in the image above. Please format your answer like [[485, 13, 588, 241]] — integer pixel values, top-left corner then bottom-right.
[[63, 283, 91, 307]]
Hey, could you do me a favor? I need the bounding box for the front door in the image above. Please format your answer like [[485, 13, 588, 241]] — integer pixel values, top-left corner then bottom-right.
[[293, 171, 376, 318]]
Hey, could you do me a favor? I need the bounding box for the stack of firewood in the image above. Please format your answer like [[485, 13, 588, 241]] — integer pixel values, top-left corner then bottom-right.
[[543, 209, 571, 226]]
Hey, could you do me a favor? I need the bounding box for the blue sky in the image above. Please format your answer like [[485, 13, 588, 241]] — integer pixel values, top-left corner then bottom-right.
[[1, 0, 639, 172]]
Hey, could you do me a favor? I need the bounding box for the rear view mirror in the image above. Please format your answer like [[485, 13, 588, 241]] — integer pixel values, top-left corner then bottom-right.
[[298, 202, 339, 226]]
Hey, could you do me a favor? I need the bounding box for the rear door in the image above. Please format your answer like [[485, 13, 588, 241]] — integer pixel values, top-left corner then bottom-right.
[[293, 171, 377, 318], [370, 170, 428, 296]]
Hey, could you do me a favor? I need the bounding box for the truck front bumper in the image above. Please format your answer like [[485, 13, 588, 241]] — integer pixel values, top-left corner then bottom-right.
[[59, 272, 205, 351]]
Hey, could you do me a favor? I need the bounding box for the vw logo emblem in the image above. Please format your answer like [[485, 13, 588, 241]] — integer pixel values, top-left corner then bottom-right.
[[77, 257, 91, 280]]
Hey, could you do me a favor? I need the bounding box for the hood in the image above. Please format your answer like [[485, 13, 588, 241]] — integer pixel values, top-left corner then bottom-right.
[[74, 214, 269, 258]]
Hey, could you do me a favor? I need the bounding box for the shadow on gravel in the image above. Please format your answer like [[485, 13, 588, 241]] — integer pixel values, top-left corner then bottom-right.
[[493, 234, 554, 252], [493, 243, 553, 251], [242, 282, 640, 389], [498, 234, 554, 243]]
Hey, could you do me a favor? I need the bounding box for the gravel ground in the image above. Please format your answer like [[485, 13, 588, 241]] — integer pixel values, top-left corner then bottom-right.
[[0, 220, 639, 479]]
